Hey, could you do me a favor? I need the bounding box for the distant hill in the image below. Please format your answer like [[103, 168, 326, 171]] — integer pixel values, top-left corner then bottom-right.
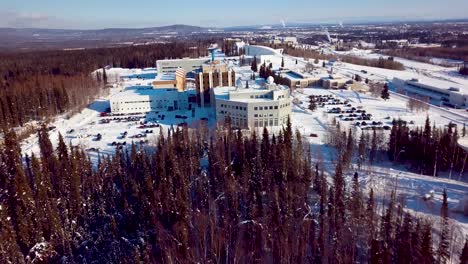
[[0, 24, 212, 50]]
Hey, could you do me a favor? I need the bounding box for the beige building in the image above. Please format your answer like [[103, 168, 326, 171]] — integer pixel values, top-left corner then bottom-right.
[[152, 68, 187, 92], [322, 75, 350, 89], [196, 61, 235, 106], [280, 70, 321, 89]]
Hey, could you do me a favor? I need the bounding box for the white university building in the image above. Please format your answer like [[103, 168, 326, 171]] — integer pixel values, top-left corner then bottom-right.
[[213, 77, 292, 129]]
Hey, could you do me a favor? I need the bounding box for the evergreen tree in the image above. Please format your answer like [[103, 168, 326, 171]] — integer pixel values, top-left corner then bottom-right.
[[251, 56, 258, 72], [102, 67, 108, 84], [358, 132, 367, 169], [421, 221, 435, 264], [4, 130, 37, 254], [437, 189, 450, 264], [369, 129, 378, 164], [381, 83, 390, 100], [308, 100, 317, 111], [460, 239, 468, 264]]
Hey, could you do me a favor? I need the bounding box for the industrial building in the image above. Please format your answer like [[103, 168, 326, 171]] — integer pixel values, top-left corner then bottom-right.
[[213, 77, 292, 129], [392, 77, 468, 108], [156, 58, 209, 74], [196, 61, 235, 107]]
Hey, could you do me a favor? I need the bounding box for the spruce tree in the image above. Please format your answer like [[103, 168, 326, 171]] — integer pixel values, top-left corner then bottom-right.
[[102, 67, 108, 85], [461, 238, 468, 264], [437, 189, 450, 264], [421, 221, 435, 264], [4, 130, 37, 254], [251, 56, 258, 72], [381, 83, 390, 100]]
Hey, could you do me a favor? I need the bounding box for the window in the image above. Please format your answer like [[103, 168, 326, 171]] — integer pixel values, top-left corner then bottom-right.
[[254, 107, 258, 110], [274, 106, 278, 109], [269, 106, 273, 110], [259, 107, 263, 110], [254, 114, 258, 117]]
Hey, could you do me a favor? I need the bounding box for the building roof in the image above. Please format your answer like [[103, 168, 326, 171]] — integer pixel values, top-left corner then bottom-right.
[[406, 77, 468, 95], [111, 87, 181, 99], [213, 85, 289, 103]]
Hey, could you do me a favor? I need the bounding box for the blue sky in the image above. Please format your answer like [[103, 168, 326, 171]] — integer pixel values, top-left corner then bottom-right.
[[1, 0, 467, 29]]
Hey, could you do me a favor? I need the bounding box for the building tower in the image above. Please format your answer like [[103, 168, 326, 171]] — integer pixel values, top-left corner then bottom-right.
[[208, 44, 218, 62]]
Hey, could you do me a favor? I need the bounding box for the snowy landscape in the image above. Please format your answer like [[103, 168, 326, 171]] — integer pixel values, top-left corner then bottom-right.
[[1, 10, 468, 263]]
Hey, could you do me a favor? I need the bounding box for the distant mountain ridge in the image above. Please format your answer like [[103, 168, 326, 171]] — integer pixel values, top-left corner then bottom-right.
[[0, 24, 213, 50]]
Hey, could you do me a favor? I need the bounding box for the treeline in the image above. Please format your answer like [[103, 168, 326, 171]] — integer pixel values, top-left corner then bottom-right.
[[388, 117, 467, 178], [0, 42, 205, 129], [279, 46, 405, 71], [340, 55, 405, 71], [1, 121, 467, 263], [384, 47, 468, 64]]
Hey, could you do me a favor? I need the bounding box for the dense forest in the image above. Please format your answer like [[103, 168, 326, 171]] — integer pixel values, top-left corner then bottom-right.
[[0, 119, 466, 263], [0, 42, 209, 130], [388, 117, 467, 178], [383, 47, 468, 65]]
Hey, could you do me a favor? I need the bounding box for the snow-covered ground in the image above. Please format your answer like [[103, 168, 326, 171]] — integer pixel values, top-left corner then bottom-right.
[[291, 87, 468, 256]]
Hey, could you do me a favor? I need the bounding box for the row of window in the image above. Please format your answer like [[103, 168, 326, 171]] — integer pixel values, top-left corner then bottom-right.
[[254, 119, 279, 127], [250, 94, 270, 99], [219, 111, 247, 118], [219, 104, 247, 111], [254, 105, 277, 111], [254, 113, 274, 118]]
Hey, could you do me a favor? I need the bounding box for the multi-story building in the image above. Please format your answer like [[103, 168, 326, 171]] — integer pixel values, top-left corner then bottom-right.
[[156, 58, 209, 75], [213, 77, 292, 129], [110, 87, 191, 114], [196, 61, 235, 107]]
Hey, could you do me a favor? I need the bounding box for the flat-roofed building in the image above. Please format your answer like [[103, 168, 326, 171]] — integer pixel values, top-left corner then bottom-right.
[[392, 77, 468, 108], [156, 58, 209, 75], [322, 75, 350, 89], [152, 68, 187, 92], [110, 87, 190, 114], [280, 70, 321, 89], [213, 77, 292, 129]]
